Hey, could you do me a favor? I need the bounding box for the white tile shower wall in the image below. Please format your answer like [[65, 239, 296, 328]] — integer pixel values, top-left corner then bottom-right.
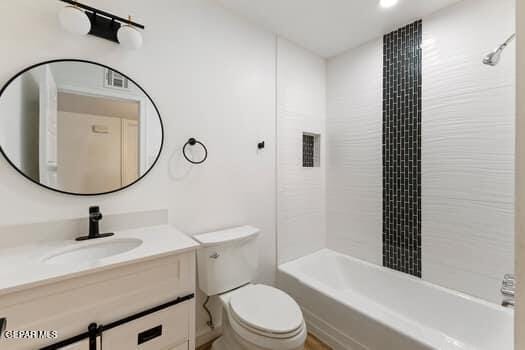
[[515, 0, 525, 346], [277, 38, 327, 264], [326, 0, 515, 303], [421, 0, 515, 303], [326, 40, 383, 265], [0, 0, 276, 340]]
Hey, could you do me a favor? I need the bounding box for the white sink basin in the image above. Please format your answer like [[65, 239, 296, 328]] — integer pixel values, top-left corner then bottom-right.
[[43, 238, 143, 264]]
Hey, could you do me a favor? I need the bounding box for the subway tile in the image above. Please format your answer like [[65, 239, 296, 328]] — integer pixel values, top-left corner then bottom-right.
[[382, 20, 422, 278]]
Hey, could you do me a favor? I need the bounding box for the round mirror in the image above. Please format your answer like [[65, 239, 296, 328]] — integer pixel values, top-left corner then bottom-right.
[[0, 60, 163, 195]]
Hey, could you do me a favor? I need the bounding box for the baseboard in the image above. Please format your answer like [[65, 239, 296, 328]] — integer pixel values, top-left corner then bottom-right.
[[196, 326, 222, 347], [302, 307, 368, 350]]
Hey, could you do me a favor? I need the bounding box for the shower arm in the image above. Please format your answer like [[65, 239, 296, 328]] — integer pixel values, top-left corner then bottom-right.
[[496, 33, 516, 51]]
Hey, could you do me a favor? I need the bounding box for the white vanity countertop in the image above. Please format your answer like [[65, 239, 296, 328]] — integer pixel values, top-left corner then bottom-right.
[[0, 225, 200, 297]]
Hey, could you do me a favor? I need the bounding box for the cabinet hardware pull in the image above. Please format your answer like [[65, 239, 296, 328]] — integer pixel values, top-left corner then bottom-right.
[[137, 325, 163, 345]]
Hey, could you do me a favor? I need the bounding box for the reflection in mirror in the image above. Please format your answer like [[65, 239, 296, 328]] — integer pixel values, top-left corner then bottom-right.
[[0, 60, 163, 195]]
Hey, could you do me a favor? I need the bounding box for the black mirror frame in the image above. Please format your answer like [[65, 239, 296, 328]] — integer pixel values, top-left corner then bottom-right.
[[0, 59, 164, 196]]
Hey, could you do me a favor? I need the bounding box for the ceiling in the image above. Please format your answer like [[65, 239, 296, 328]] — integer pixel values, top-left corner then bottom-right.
[[215, 0, 463, 57]]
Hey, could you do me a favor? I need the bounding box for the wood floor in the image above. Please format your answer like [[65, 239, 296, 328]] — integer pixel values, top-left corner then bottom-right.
[[197, 333, 332, 350], [304, 334, 332, 350]]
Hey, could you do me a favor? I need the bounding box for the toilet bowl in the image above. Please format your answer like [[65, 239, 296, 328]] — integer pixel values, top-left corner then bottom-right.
[[212, 284, 307, 350], [193, 226, 307, 350]]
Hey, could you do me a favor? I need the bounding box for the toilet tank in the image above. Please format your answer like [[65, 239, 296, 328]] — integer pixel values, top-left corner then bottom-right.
[[193, 226, 260, 296]]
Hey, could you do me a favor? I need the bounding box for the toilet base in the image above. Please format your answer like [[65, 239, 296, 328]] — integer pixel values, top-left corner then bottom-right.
[[210, 326, 244, 350], [210, 336, 231, 350], [210, 322, 250, 350]]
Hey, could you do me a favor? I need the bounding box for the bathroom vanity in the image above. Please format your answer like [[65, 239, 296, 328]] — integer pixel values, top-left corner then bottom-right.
[[0, 225, 199, 350], [0, 58, 201, 349]]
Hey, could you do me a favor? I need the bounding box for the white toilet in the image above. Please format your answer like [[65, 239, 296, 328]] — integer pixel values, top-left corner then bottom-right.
[[194, 226, 307, 350]]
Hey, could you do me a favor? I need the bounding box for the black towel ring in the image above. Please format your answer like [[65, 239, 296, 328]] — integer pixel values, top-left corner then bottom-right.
[[183, 138, 208, 164]]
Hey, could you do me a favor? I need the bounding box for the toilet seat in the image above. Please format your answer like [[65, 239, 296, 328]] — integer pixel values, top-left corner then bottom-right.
[[225, 317, 307, 350], [229, 284, 305, 338]]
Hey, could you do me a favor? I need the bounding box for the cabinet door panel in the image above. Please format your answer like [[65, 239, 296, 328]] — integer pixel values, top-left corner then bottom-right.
[[56, 338, 97, 349], [101, 302, 189, 350]]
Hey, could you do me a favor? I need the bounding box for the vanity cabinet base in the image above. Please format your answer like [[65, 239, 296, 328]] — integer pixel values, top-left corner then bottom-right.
[[0, 252, 196, 350]]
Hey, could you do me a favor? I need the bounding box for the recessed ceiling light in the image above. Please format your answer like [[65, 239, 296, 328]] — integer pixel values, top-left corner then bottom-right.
[[380, 0, 399, 8]]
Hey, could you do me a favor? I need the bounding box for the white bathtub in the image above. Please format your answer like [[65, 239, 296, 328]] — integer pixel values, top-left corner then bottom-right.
[[278, 249, 513, 350]]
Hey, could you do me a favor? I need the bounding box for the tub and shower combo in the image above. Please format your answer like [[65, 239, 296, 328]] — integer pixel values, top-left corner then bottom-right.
[[278, 250, 513, 350], [275, 2, 516, 349]]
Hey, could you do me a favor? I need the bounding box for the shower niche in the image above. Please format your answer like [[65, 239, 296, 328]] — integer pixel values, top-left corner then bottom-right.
[[302, 132, 320, 168]]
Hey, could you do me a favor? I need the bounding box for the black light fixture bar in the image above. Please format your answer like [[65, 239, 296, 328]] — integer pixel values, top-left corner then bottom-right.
[[59, 0, 145, 29]]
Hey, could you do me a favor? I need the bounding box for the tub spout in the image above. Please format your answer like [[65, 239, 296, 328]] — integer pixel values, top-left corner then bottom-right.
[[501, 274, 515, 308]]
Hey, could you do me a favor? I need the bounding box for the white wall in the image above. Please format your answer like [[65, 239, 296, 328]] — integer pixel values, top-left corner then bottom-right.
[[51, 61, 143, 96], [277, 38, 327, 264], [515, 0, 524, 346], [326, 0, 515, 303], [421, 0, 515, 303], [326, 39, 383, 264], [0, 0, 276, 339], [0, 73, 39, 177], [0, 77, 26, 167]]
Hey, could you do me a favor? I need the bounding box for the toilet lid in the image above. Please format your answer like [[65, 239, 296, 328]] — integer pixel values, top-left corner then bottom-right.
[[229, 284, 303, 335]]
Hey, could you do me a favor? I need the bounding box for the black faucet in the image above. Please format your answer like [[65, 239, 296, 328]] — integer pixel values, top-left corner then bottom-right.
[[76, 206, 115, 241]]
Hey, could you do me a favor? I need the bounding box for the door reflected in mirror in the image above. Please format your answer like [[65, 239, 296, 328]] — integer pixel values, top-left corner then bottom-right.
[[0, 60, 163, 195]]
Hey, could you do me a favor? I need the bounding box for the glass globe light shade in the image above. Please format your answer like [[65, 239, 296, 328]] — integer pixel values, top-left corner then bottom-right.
[[117, 25, 143, 50], [59, 6, 91, 35]]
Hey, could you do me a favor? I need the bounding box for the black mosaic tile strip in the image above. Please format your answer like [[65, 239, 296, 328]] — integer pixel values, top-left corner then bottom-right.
[[382, 20, 422, 277], [303, 134, 315, 167]]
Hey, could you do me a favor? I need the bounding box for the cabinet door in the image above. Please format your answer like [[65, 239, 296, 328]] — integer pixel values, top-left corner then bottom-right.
[[56, 339, 96, 349], [101, 302, 190, 350]]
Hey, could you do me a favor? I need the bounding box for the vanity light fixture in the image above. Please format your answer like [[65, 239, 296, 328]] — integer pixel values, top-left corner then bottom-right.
[[58, 0, 145, 49], [379, 0, 399, 8]]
